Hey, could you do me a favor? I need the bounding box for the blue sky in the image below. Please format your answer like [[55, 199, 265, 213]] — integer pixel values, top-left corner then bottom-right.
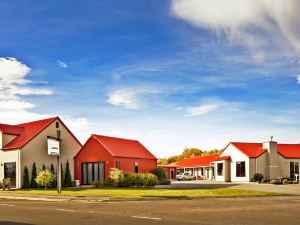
[[1, 0, 300, 157]]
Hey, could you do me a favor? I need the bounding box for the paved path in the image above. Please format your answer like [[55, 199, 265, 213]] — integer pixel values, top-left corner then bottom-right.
[[0, 196, 300, 225]]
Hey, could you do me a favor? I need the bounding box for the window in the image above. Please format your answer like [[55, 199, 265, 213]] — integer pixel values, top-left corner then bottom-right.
[[56, 122, 59, 128], [290, 162, 299, 179], [134, 162, 139, 173], [217, 163, 223, 176], [116, 161, 121, 169], [236, 161, 246, 177]]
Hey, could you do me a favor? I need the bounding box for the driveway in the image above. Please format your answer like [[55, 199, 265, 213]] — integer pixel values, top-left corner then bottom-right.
[[156, 180, 300, 195]]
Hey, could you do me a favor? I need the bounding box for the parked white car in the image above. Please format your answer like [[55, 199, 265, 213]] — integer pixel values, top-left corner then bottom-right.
[[176, 173, 196, 181]]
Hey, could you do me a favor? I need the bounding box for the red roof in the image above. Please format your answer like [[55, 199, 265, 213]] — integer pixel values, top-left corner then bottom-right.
[[176, 154, 218, 167], [1, 117, 82, 150], [0, 124, 23, 135], [214, 155, 231, 161], [277, 144, 300, 158], [91, 134, 157, 160], [230, 142, 266, 158], [229, 142, 300, 158]]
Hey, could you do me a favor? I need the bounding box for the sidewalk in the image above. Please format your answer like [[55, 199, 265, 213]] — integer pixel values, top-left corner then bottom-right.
[[0, 192, 109, 202]]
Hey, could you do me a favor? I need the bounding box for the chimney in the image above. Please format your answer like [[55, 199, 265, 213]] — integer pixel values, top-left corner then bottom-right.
[[263, 136, 280, 179]]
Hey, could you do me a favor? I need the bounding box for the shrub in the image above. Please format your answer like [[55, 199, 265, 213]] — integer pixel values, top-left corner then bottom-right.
[[158, 179, 171, 185], [64, 161, 72, 187], [120, 172, 157, 187], [22, 166, 30, 190], [50, 164, 56, 188], [252, 173, 264, 183], [35, 169, 55, 190], [93, 181, 104, 188], [283, 179, 289, 184], [270, 179, 282, 185], [109, 168, 124, 188], [152, 167, 166, 180], [121, 173, 135, 187], [30, 163, 38, 188], [146, 174, 158, 187]]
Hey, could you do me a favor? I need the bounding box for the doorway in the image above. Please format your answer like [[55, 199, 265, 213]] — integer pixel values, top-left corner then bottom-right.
[[4, 162, 16, 188], [82, 162, 104, 185], [170, 170, 174, 179]]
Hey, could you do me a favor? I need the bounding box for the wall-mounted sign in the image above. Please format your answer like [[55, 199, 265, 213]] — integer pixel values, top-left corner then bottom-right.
[[47, 138, 60, 155]]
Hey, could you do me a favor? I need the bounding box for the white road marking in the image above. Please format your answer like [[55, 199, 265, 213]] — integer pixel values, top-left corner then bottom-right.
[[56, 208, 77, 212], [131, 216, 161, 220], [0, 203, 15, 207]]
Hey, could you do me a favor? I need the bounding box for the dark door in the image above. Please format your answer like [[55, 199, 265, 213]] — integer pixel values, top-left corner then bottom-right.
[[170, 170, 174, 179], [82, 162, 104, 185], [4, 162, 16, 187]]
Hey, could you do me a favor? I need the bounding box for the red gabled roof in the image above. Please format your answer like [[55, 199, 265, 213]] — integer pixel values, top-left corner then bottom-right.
[[91, 134, 157, 160], [229, 142, 300, 158], [1, 117, 82, 150], [176, 154, 218, 167], [277, 144, 300, 158], [230, 142, 266, 158], [0, 124, 24, 135]]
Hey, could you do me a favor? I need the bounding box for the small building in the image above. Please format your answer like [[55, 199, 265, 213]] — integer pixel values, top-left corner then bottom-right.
[[176, 154, 218, 180], [215, 140, 300, 182], [0, 117, 82, 188], [74, 134, 157, 185], [158, 165, 177, 180]]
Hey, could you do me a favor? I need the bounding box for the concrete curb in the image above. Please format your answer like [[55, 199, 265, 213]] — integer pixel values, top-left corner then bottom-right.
[[0, 194, 110, 202]]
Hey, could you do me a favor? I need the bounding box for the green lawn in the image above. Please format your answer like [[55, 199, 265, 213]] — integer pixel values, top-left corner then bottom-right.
[[0, 187, 282, 199]]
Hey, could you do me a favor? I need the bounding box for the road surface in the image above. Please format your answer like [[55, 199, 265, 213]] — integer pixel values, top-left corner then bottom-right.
[[0, 196, 300, 225]]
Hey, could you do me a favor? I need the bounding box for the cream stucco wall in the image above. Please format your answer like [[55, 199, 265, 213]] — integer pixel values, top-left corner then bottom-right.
[[20, 119, 82, 182], [249, 152, 268, 180], [215, 160, 230, 182], [0, 149, 21, 188], [220, 144, 250, 182]]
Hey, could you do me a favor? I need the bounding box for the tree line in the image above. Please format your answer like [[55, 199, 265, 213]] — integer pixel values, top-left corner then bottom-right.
[[158, 148, 222, 165]]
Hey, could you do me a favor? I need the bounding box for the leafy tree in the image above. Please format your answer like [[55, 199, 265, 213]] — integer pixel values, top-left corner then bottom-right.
[[64, 161, 72, 187], [109, 168, 124, 188], [30, 163, 38, 188], [35, 169, 55, 190], [22, 166, 30, 189], [157, 158, 168, 165], [152, 167, 166, 180], [182, 148, 202, 158], [50, 163, 56, 188]]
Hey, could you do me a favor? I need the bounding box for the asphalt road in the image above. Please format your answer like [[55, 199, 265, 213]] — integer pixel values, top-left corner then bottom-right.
[[0, 196, 300, 225]]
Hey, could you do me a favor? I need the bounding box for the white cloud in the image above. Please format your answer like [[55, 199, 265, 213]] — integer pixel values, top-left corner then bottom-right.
[[171, 0, 300, 79], [107, 87, 162, 110], [57, 60, 67, 68], [0, 57, 53, 112], [186, 103, 220, 116]]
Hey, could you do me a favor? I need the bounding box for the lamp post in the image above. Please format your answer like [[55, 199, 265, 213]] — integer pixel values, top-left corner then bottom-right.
[[57, 129, 62, 194]]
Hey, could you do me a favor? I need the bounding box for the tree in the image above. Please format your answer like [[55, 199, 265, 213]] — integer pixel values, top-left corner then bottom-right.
[[152, 167, 166, 180], [30, 163, 38, 188], [22, 166, 30, 189], [50, 163, 56, 188], [35, 169, 55, 190], [64, 161, 72, 187], [109, 168, 124, 188], [42, 164, 46, 171], [157, 158, 168, 165], [182, 148, 202, 158]]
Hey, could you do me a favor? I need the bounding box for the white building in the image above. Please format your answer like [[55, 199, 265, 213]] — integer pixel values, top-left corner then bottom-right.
[[215, 140, 300, 182]]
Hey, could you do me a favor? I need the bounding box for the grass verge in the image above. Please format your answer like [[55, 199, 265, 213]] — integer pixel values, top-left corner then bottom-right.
[[0, 187, 283, 200]]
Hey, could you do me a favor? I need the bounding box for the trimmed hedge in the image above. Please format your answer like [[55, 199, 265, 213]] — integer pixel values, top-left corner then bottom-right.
[[120, 172, 157, 187]]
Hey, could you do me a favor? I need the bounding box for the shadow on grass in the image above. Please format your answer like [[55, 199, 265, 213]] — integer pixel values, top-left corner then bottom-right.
[[142, 195, 191, 199]]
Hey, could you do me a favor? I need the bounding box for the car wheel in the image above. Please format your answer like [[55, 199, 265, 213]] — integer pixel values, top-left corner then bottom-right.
[[182, 178, 185, 181], [193, 177, 196, 180]]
